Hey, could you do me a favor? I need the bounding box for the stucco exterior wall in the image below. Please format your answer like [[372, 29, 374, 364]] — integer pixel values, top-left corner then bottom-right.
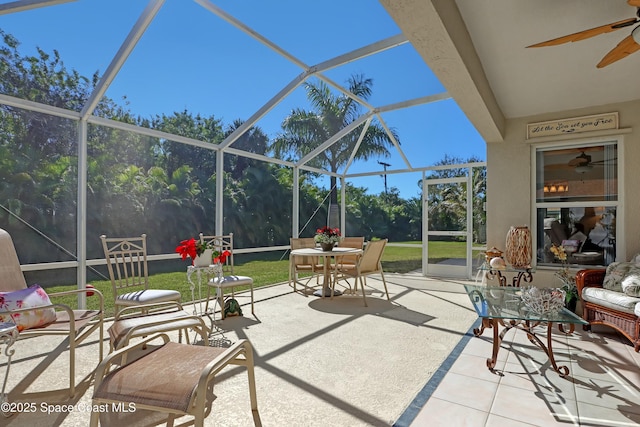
[[486, 99, 639, 285]]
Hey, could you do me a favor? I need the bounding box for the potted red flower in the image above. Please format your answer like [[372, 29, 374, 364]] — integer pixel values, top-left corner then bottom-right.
[[314, 226, 341, 251], [176, 237, 231, 266]]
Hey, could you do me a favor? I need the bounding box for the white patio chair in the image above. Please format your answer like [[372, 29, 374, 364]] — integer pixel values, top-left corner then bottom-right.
[[0, 228, 104, 397], [201, 234, 254, 319], [90, 333, 259, 426], [100, 234, 181, 316]]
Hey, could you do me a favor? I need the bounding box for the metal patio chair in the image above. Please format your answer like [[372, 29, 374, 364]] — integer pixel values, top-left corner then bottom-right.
[[0, 228, 104, 397]]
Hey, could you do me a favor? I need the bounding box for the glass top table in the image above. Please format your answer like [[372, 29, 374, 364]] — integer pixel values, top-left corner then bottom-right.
[[464, 284, 587, 377]]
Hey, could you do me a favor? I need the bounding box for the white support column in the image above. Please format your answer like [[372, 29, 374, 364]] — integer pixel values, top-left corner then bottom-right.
[[466, 167, 474, 279], [422, 171, 427, 276], [293, 167, 300, 238], [216, 150, 224, 236], [80, 0, 164, 119], [76, 120, 87, 308], [340, 177, 346, 235]]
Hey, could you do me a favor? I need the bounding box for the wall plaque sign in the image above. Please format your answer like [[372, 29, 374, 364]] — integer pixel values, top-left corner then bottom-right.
[[527, 112, 618, 139]]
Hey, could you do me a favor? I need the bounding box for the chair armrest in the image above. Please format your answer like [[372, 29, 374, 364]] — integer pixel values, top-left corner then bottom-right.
[[114, 301, 184, 320], [48, 287, 105, 312], [575, 269, 606, 297], [195, 339, 254, 407], [109, 310, 209, 350], [0, 300, 77, 323]]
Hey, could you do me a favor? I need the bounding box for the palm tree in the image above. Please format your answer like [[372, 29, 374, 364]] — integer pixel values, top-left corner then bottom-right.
[[271, 74, 396, 225]]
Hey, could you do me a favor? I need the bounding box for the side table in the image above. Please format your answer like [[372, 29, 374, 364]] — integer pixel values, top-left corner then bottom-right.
[[186, 264, 223, 316], [186, 264, 235, 346], [479, 262, 535, 287], [1, 322, 18, 417]]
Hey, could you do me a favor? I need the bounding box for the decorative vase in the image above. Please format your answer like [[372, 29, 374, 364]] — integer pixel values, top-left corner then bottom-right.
[[320, 242, 334, 252], [505, 226, 532, 268], [194, 249, 213, 267]]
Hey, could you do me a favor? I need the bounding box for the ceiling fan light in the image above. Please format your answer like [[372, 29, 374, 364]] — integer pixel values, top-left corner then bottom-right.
[[575, 165, 593, 174]]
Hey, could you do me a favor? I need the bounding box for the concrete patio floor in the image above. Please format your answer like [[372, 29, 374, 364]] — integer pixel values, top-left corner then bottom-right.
[[2, 273, 639, 426]]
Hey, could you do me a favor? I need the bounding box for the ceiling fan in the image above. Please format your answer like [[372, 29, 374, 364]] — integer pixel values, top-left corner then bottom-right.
[[568, 151, 616, 173], [527, 0, 640, 68]]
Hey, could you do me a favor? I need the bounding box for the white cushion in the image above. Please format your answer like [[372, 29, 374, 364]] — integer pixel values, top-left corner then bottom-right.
[[117, 289, 181, 305], [582, 287, 640, 315], [602, 262, 634, 292], [630, 253, 640, 265], [621, 269, 640, 297], [209, 275, 253, 289]]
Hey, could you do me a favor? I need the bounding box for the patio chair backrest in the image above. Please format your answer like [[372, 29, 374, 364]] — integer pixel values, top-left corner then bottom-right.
[[290, 237, 320, 268], [101, 234, 149, 298], [0, 228, 28, 292], [339, 237, 364, 249], [337, 236, 364, 266], [200, 233, 237, 275], [358, 239, 387, 274]]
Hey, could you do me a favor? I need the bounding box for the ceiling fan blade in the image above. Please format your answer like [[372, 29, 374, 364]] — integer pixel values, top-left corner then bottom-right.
[[527, 18, 639, 47], [597, 31, 640, 67], [590, 158, 618, 165], [628, 0, 640, 7]]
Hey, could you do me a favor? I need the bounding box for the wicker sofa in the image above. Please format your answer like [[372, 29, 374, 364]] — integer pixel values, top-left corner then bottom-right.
[[576, 268, 640, 352]]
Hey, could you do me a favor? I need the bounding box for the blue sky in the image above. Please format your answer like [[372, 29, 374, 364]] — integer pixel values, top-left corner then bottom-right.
[[1, 0, 485, 198]]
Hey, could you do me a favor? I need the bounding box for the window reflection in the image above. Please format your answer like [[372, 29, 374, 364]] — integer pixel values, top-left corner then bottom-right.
[[535, 142, 618, 267], [536, 145, 617, 203], [537, 207, 616, 266]]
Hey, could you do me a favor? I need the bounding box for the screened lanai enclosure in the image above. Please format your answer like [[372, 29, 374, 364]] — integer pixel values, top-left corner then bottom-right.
[[0, 0, 487, 297]]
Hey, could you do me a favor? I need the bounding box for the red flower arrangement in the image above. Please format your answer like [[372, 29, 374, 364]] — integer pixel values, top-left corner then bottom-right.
[[175, 237, 231, 265], [314, 226, 341, 244]]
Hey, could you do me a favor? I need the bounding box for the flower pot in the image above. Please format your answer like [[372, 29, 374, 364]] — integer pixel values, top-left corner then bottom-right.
[[320, 242, 334, 252], [194, 249, 212, 267], [565, 295, 578, 313]]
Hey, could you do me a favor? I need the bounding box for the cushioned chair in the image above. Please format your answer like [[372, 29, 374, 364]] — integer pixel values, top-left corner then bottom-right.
[[202, 234, 254, 319], [333, 236, 364, 269], [107, 301, 210, 351], [90, 333, 259, 426], [101, 234, 181, 316], [289, 237, 323, 293], [577, 259, 640, 352], [333, 239, 389, 306], [0, 228, 104, 397]]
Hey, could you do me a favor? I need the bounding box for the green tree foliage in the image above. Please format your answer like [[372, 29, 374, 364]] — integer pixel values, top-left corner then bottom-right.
[[271, 74, 396, 206], [0, 30, 484, 275], [0, 29, 111, 261], [423, 154, 486, 243]]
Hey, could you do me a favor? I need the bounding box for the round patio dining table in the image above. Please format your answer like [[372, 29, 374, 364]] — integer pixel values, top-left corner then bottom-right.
[[290, 247, 363, 297]]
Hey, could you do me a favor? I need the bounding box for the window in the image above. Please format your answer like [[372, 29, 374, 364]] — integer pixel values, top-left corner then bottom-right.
[[535, 141, 619, 267]]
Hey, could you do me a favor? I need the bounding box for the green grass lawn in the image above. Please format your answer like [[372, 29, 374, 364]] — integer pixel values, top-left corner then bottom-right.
[[42, 241, 479, 317]]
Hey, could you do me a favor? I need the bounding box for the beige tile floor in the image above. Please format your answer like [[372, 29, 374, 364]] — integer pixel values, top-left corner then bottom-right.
[[2, 274, 640, 426], [402, 319, 640, 427]]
